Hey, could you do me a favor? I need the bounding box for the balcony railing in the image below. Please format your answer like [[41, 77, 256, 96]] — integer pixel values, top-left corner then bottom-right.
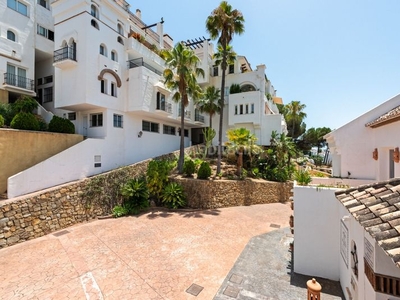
[[3, 73, 34, 91], [127, 58, 162, 76], [194, 110, 205, 123], [156, 101, 172, 113], [54, 46, 77, 63], [178, 108, 191, 119]]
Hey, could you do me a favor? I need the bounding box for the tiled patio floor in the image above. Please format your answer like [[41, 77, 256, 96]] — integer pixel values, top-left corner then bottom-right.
[[0, 203, 333, 299]]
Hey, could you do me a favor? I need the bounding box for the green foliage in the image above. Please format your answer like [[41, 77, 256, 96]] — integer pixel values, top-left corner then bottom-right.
[[203, 127, 216, 158], [229, 83, 241, 94], [146, 159, 174, 202], [0, 115, 4, 127], [13, 95, 38, 113], [251, 167, 261, 178], [120, 178, 149, 215], [293, 169, 312, 186], [10, 112, 40, 131], [197, 161, 212, 179], [161, 182, 186, 209], [48, 115, 75, 134], [112, 205, 128, 218], [196, 86, 221, 129], [183, 159, 196, 177], [0, 103, 15, 126], [298, 127, 331, 152], [35, 115, 47, 131], [281, 101, 307, 139], [311, 155, 323, 166]]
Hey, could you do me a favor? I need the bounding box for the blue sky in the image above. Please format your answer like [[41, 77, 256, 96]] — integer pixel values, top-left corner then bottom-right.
[[129, 0, 400, 130]]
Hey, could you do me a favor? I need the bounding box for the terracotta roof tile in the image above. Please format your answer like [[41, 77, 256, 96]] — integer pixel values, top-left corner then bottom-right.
[[365, 105, 400, 128], [336, 178, 400, 269]]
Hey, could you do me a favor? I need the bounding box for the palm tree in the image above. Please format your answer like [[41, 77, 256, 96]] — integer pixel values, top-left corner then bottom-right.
[[161, 43, 204, 173], [195, 86, 221, 129], [285, 101, 307, 139], [206, 1, 245, 174]]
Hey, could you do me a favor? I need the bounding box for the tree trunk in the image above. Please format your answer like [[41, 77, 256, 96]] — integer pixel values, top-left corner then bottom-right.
[[217, 46, 227, 174], [237, 147, 243, 176], [178, 100, 185, 173]]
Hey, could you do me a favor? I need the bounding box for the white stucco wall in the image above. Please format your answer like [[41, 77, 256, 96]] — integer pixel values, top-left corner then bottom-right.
[[293, 186, 341, 280]]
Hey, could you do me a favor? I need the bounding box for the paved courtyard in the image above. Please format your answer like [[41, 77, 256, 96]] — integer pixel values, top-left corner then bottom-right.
[[0, 203, 343, 299]]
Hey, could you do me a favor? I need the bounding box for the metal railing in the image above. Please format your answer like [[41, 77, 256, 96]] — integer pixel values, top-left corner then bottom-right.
[[156, 101, 172, 113], [54, 45, 77, 63], [178, 108, 191, 119], [3, 73, 34, 91], [195, 110, 205, 123], [127, 58, 162, 76]]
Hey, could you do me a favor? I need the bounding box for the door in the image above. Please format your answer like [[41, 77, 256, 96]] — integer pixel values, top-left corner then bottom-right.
[[389, 149, 395, 179], [82, 115, 88, 137]]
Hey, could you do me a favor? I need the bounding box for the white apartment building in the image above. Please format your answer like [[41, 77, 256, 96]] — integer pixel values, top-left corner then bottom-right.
[[2, 0, 286, 198]]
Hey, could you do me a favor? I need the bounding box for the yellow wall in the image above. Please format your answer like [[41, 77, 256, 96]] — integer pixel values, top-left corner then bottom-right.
[[0, 90, 8, 104], [0, 129, 84, 194]]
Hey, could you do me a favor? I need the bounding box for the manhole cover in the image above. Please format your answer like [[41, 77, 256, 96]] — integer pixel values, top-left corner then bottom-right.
[[223, 285, 240, 298], [53, 230, 70, 237], [186, 283, 204, 296], [270, 223, 281, 228], [229, 274, 243, 284]]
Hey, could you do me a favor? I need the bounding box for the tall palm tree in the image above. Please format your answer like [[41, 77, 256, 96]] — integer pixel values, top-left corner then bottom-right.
[[195, 86, 221, 129], [286, 101, 307, 139], [206, 1, 245, 174], [161, 43, 204, 173]]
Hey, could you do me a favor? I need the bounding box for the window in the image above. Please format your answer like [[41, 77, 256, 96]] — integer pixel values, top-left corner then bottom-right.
[[111, 50, 117, 61], [117, 23, 123, 35], [37, 25, 54, 41], [111, 82, 116, 97], [37, 88, 43, 104], [90, 113, 103, 127], [239, 104, 243, 115], [37, 78, 43, 86], [7, 0, 28, 16], [234, 105, 238, 115], [213, 66, 218, 76], [44, 75, 53, 84], [245, 104, 249, 114], [6, 64, 28, 88], [37, 0, 48, 9], [43, 86, 53, 102], [163, 125, 176, 135], [68, 112, 76, 121], [229, 64, 234, 74], [91, 19, 99, 29], [117, 36, 124, 45], [142, 120, 159, 133], [156, 92, 166, 110], [91, 4, 98, 18], [179, 129, 189, 137], [7, 30, 16, 42], [100, 80, 106, 94], [99, 44, 107, 56], [113, 114, 123, 128], [251, 103, 254, 114]]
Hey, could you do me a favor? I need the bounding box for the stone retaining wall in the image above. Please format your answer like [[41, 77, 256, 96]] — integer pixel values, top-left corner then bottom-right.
[[171, 177, 293, 209]]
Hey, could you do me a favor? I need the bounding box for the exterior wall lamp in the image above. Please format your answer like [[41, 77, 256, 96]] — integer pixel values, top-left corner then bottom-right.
[[394, 147, 399, 163], [138, 131, 143, 138], [372, 148, 378, 160]]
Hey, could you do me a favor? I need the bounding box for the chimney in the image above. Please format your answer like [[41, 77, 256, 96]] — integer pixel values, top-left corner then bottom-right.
[[136, 9, 141, 19]]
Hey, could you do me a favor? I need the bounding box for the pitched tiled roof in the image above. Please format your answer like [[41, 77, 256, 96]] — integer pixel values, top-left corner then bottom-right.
[[365, 105, 400, 128], [335, 178, 400, 268]]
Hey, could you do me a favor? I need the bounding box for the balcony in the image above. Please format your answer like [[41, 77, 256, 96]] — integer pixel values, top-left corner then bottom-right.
[[53, 46, 77, 69], [156, 101, 172, 114], [3, 73, 35, 92], [194, 109, 205, 124], [178, 108, 191, 120], [128, 58, 162, 76]]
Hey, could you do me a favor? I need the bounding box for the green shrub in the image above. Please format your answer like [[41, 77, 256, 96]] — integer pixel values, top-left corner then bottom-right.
[[13, 95, 38, 113], [0, 115, 4, 127], [112, 205, 128, 218], [162, 182, 186, 209], [120, 178, 149, 215], [183, 159, 196, 177], [146, 159, 174, 202], [35, 115, 47, 131], [197, 161, 211, 179], [293, 168, 312, 186], [10, 112, 40, 131], [0, 103, 15, 126], [48, 115, 75, 134]]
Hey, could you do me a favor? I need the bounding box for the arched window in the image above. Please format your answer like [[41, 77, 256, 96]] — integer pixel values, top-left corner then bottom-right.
[[117, 23, 123, 36], [7, 30, 16, 42], [240, 84, 256, 93], [99, 44, 107, 56], [91, 4, 99, 18], [111, 50, 117, 62], [117, 36, 124, 45], [351, 240, 358, 278], [91, 19, 99, 30]]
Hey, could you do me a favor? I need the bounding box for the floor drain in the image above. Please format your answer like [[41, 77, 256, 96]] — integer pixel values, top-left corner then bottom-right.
[[186, 283, 204, 296], [223, 285, 240, 298], [229, 274, 243, 284], [53, 230, 70, 237], [270, 223, 281, 228]]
